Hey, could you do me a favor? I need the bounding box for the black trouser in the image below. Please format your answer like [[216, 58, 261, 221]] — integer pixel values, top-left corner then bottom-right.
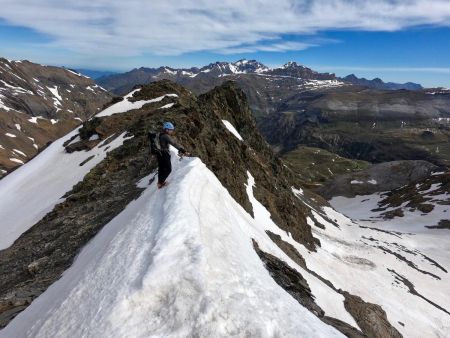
[[157, 151, 171, 184]]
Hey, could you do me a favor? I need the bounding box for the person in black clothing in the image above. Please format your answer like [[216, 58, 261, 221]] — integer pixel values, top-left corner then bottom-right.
[[154, 121, 188, 189]]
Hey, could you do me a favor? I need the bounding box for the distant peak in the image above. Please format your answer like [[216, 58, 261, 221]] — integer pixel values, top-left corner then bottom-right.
[[282, 61, 299, 68]]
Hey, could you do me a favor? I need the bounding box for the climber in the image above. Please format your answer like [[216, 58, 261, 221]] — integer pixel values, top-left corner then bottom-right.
[[149, 121, 189, 189]]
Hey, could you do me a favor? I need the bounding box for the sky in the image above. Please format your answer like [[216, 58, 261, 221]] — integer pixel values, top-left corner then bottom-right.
[[0, 0, 450, 87]]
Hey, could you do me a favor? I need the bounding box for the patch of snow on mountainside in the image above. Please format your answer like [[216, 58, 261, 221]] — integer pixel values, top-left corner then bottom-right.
[[1, 154, 344, 338], [47, 85, 62, 101], [0, 95, 11, 111], [222, 120, 243, 141], [96, 89, 178, 117], [302, 79, 345, 89], [159, 103, 174, 109], [47, 85, 63, 110], [0, 80, 33, 95]]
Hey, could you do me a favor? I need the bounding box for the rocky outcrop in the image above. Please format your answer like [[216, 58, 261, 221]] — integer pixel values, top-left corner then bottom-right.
[[375, 170, 450, 219], [343, 292, 402, 338], [0, 57, 112, 175], [318, 160, 438, 199]]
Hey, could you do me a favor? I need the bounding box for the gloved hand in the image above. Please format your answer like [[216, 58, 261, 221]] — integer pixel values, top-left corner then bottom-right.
[[178, 150, 191, 157]]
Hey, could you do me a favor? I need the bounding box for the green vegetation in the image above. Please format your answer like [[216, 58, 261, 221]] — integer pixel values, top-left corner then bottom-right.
[[282, 145, 370, 187]]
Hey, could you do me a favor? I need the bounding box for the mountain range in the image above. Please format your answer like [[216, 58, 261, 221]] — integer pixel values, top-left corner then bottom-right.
[[97, 59, 423, 95]]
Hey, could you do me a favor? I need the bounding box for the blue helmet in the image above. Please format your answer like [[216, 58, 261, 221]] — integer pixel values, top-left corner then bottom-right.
[[163, 122, 174, 130]]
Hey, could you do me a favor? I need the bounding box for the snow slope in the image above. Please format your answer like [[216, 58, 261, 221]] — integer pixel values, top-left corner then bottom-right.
[[0, 130, 131, 250], [1, 151, 344, 338]]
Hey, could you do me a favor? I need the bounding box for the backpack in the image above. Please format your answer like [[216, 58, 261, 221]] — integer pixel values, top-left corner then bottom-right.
[[148, 131, 161, 155]]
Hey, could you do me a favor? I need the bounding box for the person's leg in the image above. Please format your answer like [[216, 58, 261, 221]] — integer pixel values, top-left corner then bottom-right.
[[158, 152, 172, 184]]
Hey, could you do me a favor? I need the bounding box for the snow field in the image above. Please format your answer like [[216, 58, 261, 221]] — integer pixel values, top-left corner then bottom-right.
[[289, 195, 450, 337]]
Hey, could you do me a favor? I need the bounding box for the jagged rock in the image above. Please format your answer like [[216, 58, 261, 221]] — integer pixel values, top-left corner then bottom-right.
[[26, 256, 50, 275], [342, 292, 402, 338]]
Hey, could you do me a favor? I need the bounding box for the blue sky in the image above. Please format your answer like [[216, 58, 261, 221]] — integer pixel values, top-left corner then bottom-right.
[[1, 0, 450, 87]]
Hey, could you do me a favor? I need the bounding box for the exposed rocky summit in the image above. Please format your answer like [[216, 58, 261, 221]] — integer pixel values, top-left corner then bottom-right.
[[0, 58, 112, 175]]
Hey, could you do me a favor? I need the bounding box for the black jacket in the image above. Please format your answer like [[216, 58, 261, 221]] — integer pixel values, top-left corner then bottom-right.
[[159, 133, 185, 153]]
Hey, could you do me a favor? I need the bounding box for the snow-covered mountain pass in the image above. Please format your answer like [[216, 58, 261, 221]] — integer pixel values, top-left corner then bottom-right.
[[1, 151, 345, 338]]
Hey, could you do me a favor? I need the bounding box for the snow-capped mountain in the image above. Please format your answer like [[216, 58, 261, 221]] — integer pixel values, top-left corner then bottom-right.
[[0, 58, 112, 176], [97, 59, 344, 95], [196, 59, 270, 76], [0, 80, 448, 337]]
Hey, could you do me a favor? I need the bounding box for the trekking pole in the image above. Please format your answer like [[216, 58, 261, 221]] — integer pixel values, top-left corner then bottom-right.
[[148, 171, 158, 185]]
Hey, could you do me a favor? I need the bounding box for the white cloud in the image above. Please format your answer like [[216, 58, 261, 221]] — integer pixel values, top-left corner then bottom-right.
[[313, 66, 450, 74], [1, 0, 450, 57]]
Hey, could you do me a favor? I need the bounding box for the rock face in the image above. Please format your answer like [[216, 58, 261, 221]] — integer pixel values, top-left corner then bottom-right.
[[0, 58, 112, 175], [318, 160, 438, 199], [343, 292, 402, 338]]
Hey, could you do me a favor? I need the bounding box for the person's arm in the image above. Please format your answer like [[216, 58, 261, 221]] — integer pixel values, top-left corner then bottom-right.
[[162, 134, 186, 153]]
